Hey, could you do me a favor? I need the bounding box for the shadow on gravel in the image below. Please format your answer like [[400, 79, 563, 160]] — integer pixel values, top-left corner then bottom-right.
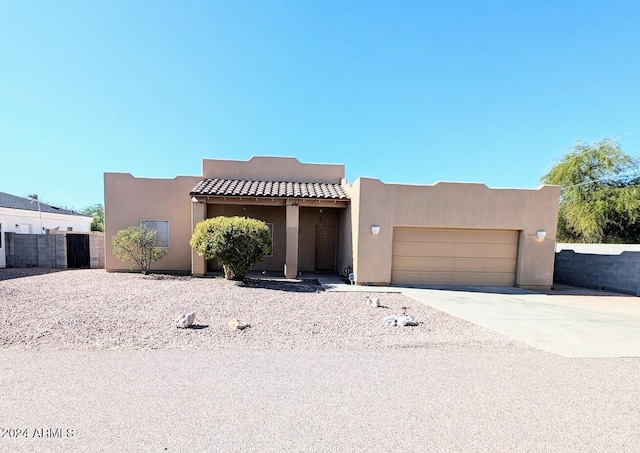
[[0, 268, 67, 281], [239, 279, 323, 293], [187, 324, 209, 330]]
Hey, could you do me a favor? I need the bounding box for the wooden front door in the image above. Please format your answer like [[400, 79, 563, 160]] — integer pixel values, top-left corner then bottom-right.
[[315, 226, 336, 271]]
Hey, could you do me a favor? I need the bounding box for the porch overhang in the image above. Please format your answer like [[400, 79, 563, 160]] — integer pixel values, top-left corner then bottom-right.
[[190, 178, 349, 202], [189, 178, 350, 278], [190, 195, 349, 208]]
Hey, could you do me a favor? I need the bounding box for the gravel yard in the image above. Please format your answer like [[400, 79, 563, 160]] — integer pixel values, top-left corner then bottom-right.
[[3, 270, 640, 453], [0, 269, 526, 351]]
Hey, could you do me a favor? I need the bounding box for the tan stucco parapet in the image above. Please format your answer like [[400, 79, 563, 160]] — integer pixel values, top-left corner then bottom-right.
[[202, 156, 345, 184], [348, 177, 560, 288], [104, 172, 202, 273]]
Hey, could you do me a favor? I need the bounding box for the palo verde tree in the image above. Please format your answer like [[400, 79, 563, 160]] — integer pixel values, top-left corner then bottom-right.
[[541, 138, 640, 243], [189, 216, 272, 280], [112, 225, 167, 274]]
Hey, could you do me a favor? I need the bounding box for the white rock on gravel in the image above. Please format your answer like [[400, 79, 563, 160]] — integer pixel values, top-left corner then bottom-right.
[[227, 318, 249, 330], [383, 315, 418, 327], [175, 312, 196, 328], [365, 296, 380, 307]]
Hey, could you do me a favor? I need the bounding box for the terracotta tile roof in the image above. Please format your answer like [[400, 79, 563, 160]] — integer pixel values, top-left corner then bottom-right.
[[190, 179, 349, 199]]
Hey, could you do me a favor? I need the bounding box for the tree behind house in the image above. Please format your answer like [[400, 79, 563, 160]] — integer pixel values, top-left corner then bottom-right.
[[112, 225, 167, 274], [541, 138, 640, 243], [82, 204, 105, 232]]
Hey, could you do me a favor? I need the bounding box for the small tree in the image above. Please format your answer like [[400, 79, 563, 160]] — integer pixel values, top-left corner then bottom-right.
[[189, 216, 272, 280], [82, 204, 105, 232], [112, 225, 167, 274]]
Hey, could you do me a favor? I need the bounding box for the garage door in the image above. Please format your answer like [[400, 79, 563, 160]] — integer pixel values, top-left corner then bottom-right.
[[391, 227, 519, 286]]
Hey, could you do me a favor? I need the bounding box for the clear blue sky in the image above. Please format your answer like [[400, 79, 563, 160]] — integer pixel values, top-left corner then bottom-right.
[[2, 1, 639, 209]]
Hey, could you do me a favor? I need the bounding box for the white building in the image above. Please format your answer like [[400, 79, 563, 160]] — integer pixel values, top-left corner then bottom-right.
[[0, 192, 93, 268]]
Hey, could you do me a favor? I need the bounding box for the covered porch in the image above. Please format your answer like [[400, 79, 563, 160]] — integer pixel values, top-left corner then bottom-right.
[[189, 178, 349, 278]]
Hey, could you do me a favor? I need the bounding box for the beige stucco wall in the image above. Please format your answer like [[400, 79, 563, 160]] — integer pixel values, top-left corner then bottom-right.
[[349, 178, 560, 288], [202, 156, 345, 183], [104, 173, 200, 273], [339, 178, 358, 277]]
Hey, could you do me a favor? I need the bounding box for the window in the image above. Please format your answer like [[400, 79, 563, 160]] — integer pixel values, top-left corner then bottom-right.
[[265, 223, 274, 257], [67, 227, 73, 232], [0, 223, 2, 248], [140, 220, 170, 247]]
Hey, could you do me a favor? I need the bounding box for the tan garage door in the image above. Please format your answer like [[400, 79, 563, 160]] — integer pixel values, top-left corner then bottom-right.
[[391, 227, 519, 286]]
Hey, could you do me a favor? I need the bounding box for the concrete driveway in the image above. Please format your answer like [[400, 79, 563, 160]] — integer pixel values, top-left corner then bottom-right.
[[321, 277, 640, 358]]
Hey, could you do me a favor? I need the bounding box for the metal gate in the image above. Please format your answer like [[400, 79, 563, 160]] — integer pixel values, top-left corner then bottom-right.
[[66, 234, 90, 269]]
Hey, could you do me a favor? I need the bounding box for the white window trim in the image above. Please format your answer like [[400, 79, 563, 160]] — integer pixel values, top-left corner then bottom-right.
[[140, 219, 170, 248]]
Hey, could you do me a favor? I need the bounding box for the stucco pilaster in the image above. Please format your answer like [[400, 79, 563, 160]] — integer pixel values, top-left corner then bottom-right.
[[191, 199, 206, 277], [285, 201, 300, 278]]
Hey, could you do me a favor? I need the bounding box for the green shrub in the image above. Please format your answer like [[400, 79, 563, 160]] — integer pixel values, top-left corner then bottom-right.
[[189, 216, 272, 280], [112, 225, 167, 274]]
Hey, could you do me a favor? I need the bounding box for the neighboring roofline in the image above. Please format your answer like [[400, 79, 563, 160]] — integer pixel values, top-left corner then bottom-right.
[[0, 191, 88, 216], [0, 206, 93, 220]]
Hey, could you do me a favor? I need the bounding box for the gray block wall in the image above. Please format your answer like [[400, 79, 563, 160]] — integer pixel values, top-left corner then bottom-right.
[[4, 232, 104, 269], [5, 233, 39, 267], [89, 234, 105, 269], [554, 248, 640, 296]]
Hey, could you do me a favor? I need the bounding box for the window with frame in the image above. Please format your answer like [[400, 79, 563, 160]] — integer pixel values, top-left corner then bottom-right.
[[140, 220, 170, 248]]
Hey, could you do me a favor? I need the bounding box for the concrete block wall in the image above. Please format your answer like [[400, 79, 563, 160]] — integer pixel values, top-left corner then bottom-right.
[[4, 232, 104, 270], [5, 233, 15, 267], [6, 233, 39, 267], [554, 243, 640, 296], [89, 234, 105, 269], [54, 234, 66, 268]]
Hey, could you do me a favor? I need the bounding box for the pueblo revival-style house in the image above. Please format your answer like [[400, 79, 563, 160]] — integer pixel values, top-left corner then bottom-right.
[[104, 156, 560, 289]]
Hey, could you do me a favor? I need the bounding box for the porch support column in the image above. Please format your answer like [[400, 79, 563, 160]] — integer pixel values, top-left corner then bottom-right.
[[285, 200, 299, 278], [191, 198, 207, 277]]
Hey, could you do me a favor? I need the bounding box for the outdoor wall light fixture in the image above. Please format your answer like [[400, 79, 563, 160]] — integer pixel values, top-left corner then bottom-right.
[[536, 230, 547, 240], [371, 225, 381, 235]]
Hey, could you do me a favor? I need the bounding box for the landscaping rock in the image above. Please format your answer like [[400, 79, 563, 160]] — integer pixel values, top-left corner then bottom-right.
[[228, 318, 249, 330], [175, 312, 196, 328], [383, 316, 397, 326], [365, 296, 381, 307], [383, 315, 418, 327], [397, 315, 418, 326]]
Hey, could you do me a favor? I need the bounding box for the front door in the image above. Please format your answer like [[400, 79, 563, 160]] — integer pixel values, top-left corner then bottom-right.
[[315, 226, 336, 271]]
